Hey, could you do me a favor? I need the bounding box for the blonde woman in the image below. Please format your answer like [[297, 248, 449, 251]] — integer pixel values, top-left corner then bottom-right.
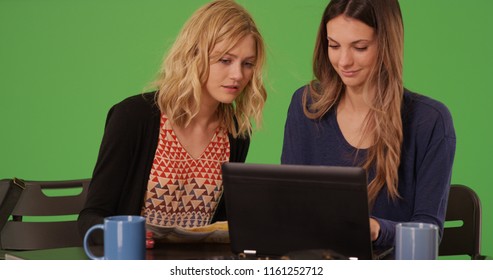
[[79, 0, 266, 243], [282, 0, 455, 249]]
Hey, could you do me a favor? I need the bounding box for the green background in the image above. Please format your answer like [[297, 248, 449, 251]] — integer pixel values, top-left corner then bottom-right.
[[1, 0, 491, 258]]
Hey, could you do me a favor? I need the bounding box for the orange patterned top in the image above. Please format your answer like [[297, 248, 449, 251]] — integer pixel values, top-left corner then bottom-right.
[[142, 115, 230, 228]]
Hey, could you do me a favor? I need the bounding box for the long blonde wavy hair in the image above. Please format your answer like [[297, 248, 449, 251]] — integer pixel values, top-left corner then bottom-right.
[[304, 0, 404, 205], [153, 0, 267, 138]]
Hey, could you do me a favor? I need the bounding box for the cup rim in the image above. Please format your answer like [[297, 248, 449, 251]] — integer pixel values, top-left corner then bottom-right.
[[105, 215, 146, 223], [395, 222, 439, 230]]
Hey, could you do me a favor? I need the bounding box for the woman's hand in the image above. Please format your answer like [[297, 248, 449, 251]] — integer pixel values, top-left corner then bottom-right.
[[369, 218, 381, 241]]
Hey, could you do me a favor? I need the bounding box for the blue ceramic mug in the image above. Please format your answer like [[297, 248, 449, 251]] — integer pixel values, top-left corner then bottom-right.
[[395, 222, 439, 260], [83, 215, 146, 260]]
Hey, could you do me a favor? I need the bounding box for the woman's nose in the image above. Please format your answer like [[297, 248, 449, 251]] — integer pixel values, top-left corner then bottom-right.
[[229, 63, 244, 80], [339, 49, 354, 67]]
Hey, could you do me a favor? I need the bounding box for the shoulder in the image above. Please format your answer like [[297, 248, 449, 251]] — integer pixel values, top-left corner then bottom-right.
[[108, 91, 160, 122], [229, 133, 250, 146], [402, 89, 455, 138], [228, 117, 251, 146], [227, 132, 250, 163], [287, 85, 310, 113], [112, 91, 159, 114], [291, 85, 309, 102]]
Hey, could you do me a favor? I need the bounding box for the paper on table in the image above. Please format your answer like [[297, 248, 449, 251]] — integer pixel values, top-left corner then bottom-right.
[[145, 221, 229, 243]]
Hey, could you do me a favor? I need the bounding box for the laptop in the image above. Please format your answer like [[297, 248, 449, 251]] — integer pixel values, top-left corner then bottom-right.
[[222, 162, 379, 260]]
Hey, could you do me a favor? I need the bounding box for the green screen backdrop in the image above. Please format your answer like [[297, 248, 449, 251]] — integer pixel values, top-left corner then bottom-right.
[[1, 0, 492, 258]]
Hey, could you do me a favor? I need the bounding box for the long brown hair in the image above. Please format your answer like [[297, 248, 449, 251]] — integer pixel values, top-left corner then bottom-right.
[[305, 0, 404, 204], [153, 0, 267, 138]]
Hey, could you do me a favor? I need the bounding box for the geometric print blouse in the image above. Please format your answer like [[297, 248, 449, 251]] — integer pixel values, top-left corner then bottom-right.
[[142, 114, 230, 228]]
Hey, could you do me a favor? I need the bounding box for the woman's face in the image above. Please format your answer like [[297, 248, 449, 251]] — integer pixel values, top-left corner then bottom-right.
[[326, 15, 378, 92], [203, 34, 256, 106]]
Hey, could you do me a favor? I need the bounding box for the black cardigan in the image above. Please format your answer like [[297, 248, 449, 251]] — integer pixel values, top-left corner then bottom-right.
[[78, 92, 250, 241]]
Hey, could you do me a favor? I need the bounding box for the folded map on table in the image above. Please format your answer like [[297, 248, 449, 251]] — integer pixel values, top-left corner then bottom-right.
[[145, 221, 229, 243]]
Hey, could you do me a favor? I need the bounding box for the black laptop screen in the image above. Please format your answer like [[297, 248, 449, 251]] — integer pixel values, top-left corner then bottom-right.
[[222, 162, 373, 260]]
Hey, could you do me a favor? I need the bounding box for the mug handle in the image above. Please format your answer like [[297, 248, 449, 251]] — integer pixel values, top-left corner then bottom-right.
[[83, 224, 104, 260]]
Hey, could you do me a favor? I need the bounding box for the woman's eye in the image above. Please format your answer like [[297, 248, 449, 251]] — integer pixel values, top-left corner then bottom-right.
[[328, 45, 339, 49], [243, 61, 255, 68], [355, 46, 368, 51], [219, 58, 231, 64]]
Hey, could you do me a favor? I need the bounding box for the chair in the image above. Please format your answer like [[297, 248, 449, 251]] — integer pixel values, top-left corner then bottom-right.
[[439, 184, 486, 260], [0, 178, 90, 251]]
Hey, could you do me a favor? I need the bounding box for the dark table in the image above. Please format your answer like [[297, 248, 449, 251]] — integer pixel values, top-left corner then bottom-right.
[[5, 244, 486, 260], [3, 242, 235, 260]]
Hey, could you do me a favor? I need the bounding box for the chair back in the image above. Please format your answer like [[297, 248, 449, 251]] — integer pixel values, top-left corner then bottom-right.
[[439, 184, 485, 259], [0, 178, 90, 250]]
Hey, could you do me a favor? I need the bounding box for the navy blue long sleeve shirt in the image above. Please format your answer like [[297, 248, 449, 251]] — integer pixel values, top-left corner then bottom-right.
[[281, 86, 456, 248]]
